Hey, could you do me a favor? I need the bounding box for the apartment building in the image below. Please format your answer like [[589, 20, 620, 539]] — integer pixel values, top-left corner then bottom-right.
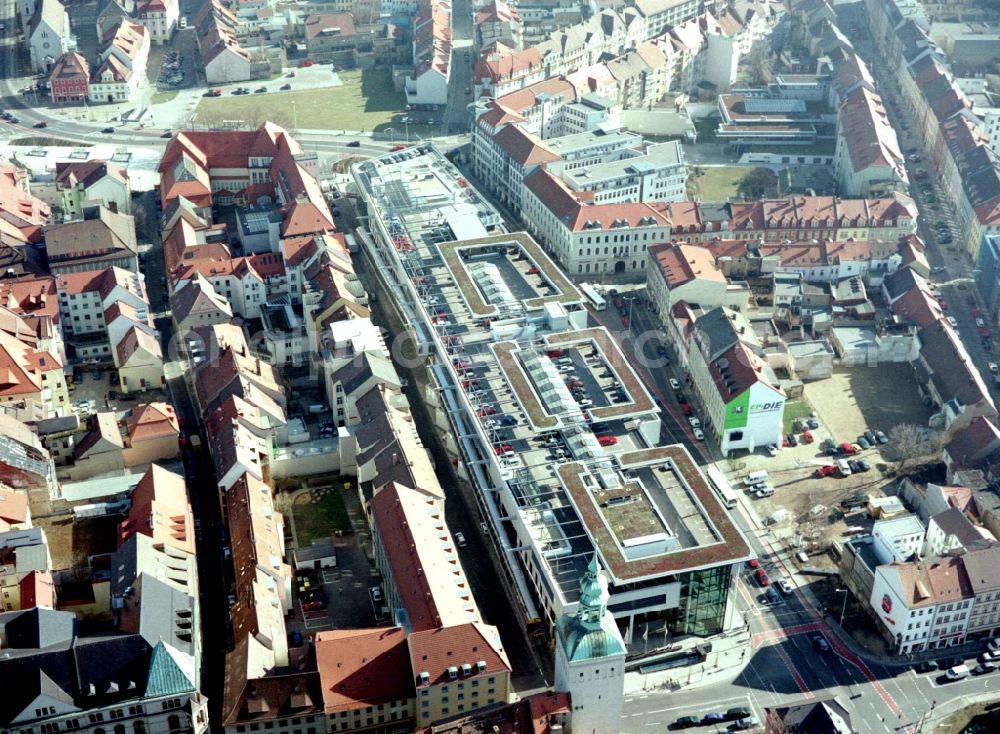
[[646, 242, 728, 316], [521, 168, 673, 277], [90, 20, 150, 103], [43, 205, 139, 274], [55, 267, 148, 337], [871, 557, 974, 653], [872, 514, 925, 564], [1, 463, 207, 734], [627, 0, 700, 40], [834, 86, 907, 196], [48, 51, 90, 102], [55, 160, 130, 218], [962, 545, 1000, 641], [0, 330, 69, 416], [522, 185, 917, 278], [673, 306, 786, 455], [408, 624, 512, 726], [315, 627, 415, 732], [136, 0, 178, 44], [405, 0, 451, 105]]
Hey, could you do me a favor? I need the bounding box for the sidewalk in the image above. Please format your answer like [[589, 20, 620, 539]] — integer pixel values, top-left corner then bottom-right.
[[624, 624, 754, 695]]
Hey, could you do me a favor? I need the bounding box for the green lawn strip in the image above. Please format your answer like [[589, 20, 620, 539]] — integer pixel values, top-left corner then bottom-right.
[[782, 398, 814, 434], [292, 489, 351, 547], [194, 69, 419, 131]]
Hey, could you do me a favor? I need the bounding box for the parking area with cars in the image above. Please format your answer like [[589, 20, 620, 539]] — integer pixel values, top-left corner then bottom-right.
[[802, 368, 932, 453]]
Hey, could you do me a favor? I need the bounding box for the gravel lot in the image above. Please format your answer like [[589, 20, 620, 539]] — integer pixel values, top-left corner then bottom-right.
[[802, 367, 932, 447]]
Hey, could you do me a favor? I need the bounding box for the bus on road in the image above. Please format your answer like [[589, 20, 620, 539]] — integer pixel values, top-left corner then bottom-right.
[[705, 465, 740, 510], [580, 282, 606, 311]]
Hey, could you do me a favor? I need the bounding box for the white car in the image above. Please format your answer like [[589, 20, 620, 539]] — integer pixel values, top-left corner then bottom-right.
[[577, 399, 593, 408], [669, 378, 681, 390], [991, 363, 1000, 374], [778, 579, 793, 595], [753, 486, 774, 498], [687, 416, 701, 428], [977, 318, 986, 328], [455, 531, 467, 547], [766, 445, 779, 457], [947, 316, 959, 328], [692, 428, 705, 441]]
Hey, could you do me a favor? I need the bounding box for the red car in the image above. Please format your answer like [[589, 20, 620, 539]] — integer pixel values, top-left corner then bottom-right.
[[815, 465, 837, 478], [840, 442, 858, 455], [801, 430, 814, 444], [622, 316, 630, 328], [755, 568, 770, 587], [453, 358, 471, 369], [597, 435, 618, 446], [547, 349, 563, 358], [494, 444, 513, 455], [680, 403, 692, 416], [782, 435, 792, 448], [462, 379, 478, 389], [527, 266, 539, 275], [477, 406, 496, 417], [747, 559, 760, 569], [566, 378, 584, 388], [390, 144, 406, 151]]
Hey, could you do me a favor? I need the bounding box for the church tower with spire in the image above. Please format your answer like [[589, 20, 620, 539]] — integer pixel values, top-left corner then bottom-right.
[[554, 555, 627, 734]]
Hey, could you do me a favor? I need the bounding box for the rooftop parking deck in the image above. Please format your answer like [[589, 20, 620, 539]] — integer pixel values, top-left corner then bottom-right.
[[438, 233, 580, 315]]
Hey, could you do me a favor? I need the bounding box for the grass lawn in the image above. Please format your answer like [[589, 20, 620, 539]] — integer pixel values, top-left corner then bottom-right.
[[782, 398, 815, 433], [687, 166, 754, 202], [194, 68, 435, 135], [151, 91, 178, 104], [291, 489, 352, 547]]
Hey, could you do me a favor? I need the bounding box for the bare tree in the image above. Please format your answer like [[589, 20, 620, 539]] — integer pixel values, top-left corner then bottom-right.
[[744, 44, 774, 86], [738, 167, 778, 200], [353, 0, 380, 25], [241, 105, 292, 130], [887, 424, 942, 473]]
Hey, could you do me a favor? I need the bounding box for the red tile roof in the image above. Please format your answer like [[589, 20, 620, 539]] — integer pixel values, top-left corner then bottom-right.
[[407, 622, 511, 688], [314, 628, 414, 713], [118, 464, 193, 554], [124, 401, 179, 442], [648, 243, 724, 288], [492, 125, 559, 166]]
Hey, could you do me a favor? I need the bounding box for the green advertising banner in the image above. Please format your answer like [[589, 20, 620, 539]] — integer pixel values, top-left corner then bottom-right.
[[723, 390, 750, 430]]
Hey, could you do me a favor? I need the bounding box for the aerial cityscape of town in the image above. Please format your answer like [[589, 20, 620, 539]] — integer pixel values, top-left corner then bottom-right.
[[2, 0, 1000, 730]]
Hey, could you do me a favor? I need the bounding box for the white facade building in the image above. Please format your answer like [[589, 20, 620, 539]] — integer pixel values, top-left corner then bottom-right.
[[870, 557, 973, 654], [872, 514, 925, 565]]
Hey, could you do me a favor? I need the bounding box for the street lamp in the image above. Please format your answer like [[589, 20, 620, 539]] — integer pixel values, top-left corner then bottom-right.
[[835, 588, 850, 627], [624, 294, 635, 332]]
